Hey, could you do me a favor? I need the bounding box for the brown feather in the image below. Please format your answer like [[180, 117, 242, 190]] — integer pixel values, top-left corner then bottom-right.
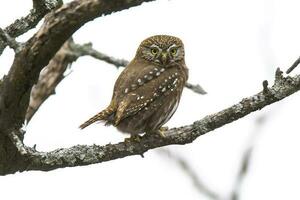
[[79, 105, 115, 129]]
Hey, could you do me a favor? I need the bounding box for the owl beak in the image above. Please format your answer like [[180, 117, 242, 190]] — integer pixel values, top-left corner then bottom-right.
[[161, 52, 168, 65]]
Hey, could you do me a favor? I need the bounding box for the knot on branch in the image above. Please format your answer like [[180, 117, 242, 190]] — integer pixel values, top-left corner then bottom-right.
[[262, 80, 269, 95], [274, 68, 299, 88], [275, 68, 284, 82]]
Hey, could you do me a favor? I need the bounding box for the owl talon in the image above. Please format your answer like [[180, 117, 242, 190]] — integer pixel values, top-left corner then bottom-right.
[[158, 126, 169, 138], [160, 126, 169, 131]]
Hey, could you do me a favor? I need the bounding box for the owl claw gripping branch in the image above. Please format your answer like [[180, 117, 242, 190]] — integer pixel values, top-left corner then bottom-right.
[[79, 35, 188, 138]]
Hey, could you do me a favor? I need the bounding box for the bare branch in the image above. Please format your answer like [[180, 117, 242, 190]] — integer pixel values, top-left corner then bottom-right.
[[26, 40, 128, 122], [262, 80, 269, 94], [17, 68, 300, 173], [157, 149, 220, 200], [185, 82, 207, 94], [230, 115, 266, 200], [286, 56, 300, 74], [0, 28, 22, 52], [0, 0, 62, 55], [69, 42, 129, 68], [26, 39, 77, 122]]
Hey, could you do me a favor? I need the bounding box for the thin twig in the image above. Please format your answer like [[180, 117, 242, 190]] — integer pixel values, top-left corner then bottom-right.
[[286, 56, 300, 74], [158, 149, 220, 200], [230, 115, 266, 200], [185, 82, 207, 94], [69, 42, 129, 68]]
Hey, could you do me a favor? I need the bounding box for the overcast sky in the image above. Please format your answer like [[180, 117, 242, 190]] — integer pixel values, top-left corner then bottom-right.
[[1, 0, 300, 199]]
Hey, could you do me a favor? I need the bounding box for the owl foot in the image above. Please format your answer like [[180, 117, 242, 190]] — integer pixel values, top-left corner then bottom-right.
[[158, 126, 169, 137], [124, 135, 142, 143]]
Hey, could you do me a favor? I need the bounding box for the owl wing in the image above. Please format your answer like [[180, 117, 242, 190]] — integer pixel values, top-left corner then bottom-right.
[[113, 64, 183, 125], [112, 59, 166, 102]]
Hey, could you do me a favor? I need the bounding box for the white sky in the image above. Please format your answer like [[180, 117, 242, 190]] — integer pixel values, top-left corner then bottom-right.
[[1, 0, 300, 199]]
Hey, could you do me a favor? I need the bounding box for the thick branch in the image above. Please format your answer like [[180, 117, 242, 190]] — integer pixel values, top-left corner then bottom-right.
[[0, 0, 62, 55], [26, 39, 78, 122], [21, 68, 300, 172]]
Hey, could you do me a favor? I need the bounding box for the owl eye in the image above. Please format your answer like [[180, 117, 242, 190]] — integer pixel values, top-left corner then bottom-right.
[[151, 48, 159, 55], [170, 48, 177, 56]]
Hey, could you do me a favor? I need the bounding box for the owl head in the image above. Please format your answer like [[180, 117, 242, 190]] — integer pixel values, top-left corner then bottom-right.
[[136, 35, 185, 66]]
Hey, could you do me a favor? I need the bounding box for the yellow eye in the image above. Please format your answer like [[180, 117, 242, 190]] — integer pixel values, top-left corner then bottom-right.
[[170, 48, 177, 55], [151, 48, 158, 55]]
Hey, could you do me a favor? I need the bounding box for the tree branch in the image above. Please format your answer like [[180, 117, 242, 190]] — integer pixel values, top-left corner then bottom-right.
[[185, 82, 207, 94], [26, 39, 78, 122], [16, 68, 300, 173], [0, 0, 62, 55], [69, 42, 129, 68], [157, 149, 220, 200], [229, 115, 266, 200], [26, 40, 128, 122], [286, 56, 300, 74]]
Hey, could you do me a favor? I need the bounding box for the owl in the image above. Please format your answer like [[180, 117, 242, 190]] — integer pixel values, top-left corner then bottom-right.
[[80, 35, 189, 136]]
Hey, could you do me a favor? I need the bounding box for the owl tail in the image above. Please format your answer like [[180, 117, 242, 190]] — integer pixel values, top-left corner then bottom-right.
[[79, 105, 115, 129]]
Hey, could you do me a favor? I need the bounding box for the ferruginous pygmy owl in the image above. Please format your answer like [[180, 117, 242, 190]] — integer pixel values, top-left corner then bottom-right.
[[80, 35, 188, 136]]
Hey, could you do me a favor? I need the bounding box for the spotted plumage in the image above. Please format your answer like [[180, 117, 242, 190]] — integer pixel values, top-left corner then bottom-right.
[[79, 35, 189, 135]]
